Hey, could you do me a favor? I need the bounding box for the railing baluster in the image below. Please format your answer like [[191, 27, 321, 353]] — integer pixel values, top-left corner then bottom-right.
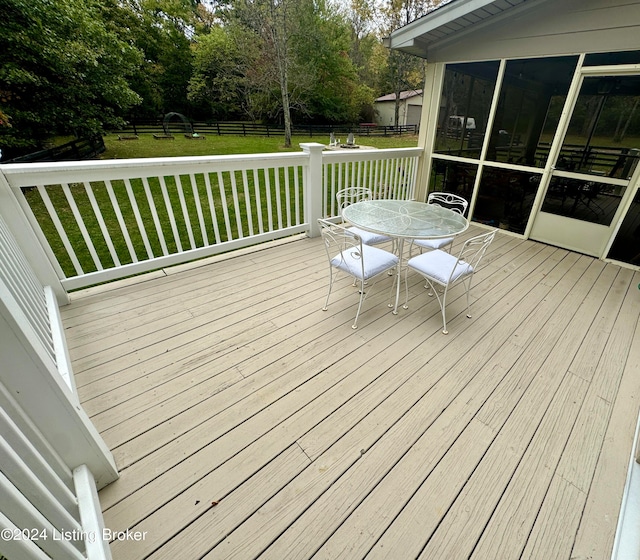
[[294, 165, 301, 225], [159, 175, 183, 253], [283, 166, 291, 228], [203, 172, 221, 244], [123, 178, 153, 259], [141, 177, 169, 256], [0, 227, 51, 353], [229, 170, 244, 238], [61, 183, 103, 271], [323, 163, 329, 217], [241, 169, 254, 237], [84, 181, 121, 267], [264, 168, 274, 232], [253, 169, 264, 234], [35, 185, 83, 276], [217, 171, 233, 241], [274, 167, 283, 230], [106, 180, 139, 263], [190, 173, 209, 246], [174, 175, 195, 249]]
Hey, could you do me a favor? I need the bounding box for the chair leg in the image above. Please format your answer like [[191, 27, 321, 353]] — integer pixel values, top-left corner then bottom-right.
[[425, 278, 448, 334], [464, 276, 473, 319], [402, 265, 410, 310], [440, 287, 449, 334], [322, 269, 335, 312], [352, 278, 366, 329]]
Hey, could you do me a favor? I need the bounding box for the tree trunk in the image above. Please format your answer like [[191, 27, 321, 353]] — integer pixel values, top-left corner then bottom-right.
[[278, 54, 292, 147], [271, 0, 292, 147]]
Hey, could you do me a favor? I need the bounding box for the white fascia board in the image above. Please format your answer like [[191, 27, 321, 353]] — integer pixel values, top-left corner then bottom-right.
[[388, 0, 500, 48]]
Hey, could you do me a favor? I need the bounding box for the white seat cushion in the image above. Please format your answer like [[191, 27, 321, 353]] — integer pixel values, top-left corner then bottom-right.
[[347, 226, 391, 246], [414, 236, 454, 250], [331, 245, 399, 280], [408, 249, 473, 285]]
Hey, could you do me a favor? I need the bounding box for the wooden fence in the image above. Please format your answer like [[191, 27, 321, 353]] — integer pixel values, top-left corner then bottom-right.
[[2, 136, 105, 164], [114, 120, 418, 138]]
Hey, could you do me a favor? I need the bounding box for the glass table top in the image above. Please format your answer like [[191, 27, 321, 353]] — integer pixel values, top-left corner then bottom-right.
[[342, 199, 469, 239]]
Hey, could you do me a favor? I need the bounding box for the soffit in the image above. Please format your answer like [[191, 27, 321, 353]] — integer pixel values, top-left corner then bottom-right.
[[387, 0, 542, 59]]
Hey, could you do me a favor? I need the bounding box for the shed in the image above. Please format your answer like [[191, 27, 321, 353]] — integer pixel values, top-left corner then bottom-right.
[[374, 90, 423, 127], [387, 0, 640, 269]]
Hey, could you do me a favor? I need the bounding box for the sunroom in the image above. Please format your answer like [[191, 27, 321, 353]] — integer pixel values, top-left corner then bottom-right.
[[387, 0, 640, 267]]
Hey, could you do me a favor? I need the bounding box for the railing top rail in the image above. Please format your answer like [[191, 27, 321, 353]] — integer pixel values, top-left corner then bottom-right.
[[321, 147, 422, 164], [0, 152, 311, 187]]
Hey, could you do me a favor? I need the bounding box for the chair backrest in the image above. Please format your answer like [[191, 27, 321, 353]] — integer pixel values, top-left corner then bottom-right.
[[428, 191, 469, 216], [318, 218, 364, 269], [456, 229, 498, 275], [336, 187, 373, 215]]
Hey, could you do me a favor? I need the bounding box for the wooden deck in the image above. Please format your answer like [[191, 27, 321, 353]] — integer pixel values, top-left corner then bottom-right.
[[60, 226, 640, 560]]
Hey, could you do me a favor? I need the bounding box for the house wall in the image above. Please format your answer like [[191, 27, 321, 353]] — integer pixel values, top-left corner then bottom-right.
[[406, 97, 423, 126], [375, 102, 397, 126], [375, 97, 423, 126], [427, 0, 640, 63]]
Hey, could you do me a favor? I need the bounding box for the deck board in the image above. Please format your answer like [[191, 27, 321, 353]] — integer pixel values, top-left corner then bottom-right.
[[60, 227, 640, 560]]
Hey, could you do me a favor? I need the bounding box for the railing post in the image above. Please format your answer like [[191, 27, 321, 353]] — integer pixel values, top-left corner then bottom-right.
[[0, 170, 68, 304], [301, 142, 325, 238]]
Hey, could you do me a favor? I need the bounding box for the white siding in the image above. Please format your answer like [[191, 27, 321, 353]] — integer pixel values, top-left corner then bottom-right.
[[428, 0, 640, 62]]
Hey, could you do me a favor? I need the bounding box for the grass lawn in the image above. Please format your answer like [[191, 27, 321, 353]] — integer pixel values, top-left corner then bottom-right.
[[25, 133, 420, 281], [101, 132, 419, 159]]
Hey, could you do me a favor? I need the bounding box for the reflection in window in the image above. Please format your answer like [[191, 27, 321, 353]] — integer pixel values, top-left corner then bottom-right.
[[584, 50, 640, 66], [541, 177, 623, 226], [559, 75, 640, 178], [473, 167, 540, 234], [429, 160, 477, 202], [434, 62, 499, 158], [608, 189, 640, 265], [487, 56, 578, 167]]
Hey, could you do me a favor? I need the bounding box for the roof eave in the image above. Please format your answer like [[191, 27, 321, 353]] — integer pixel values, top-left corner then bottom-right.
[[387, 0, 547, 59]]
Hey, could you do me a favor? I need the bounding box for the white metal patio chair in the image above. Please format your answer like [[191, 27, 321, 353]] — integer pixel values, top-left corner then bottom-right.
[[336, 187, 394, 249], [405, 229, 497, 334], [319, 218, 399, 329], [411, 192, 469, 254]]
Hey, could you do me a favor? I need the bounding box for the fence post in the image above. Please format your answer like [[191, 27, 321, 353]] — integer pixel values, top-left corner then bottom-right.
[[301, 143, 325, 238]]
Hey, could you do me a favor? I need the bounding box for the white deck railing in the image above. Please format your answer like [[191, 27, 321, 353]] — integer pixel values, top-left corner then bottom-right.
[[0, 145, 421, 291], [0, 143, 420, 559], [322, 148, 420, 217], [0, 212, 116, 560]]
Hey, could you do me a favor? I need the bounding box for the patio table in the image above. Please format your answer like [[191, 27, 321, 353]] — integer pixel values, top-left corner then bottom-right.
[[342, 199, 469, 313]]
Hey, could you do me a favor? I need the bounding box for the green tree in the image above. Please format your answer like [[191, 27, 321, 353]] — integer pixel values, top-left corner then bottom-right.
[[379, 0, 444, 125], [216, 0, 372, 138], [216, 0, 293, 144], [0, 0, 142, 156], [293, 2, 374, 123], [109, 0, 200, 120], [189, 24, 259, 120]]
